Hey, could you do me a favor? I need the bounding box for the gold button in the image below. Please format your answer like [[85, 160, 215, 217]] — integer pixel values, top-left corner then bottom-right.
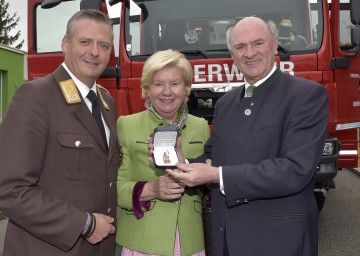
[[109, 182, 113, 188], [75, 141, 81, 147], [107, 208, 111, 213]]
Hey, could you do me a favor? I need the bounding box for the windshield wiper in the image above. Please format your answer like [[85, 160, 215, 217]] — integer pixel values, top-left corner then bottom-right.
[[132, 53, 152, 58], [277, 45, 290, 61], [206, 49, 229, 52], [180, 49, 208, 59]]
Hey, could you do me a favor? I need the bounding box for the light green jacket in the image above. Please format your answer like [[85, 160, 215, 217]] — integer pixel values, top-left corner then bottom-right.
[[116, 110, 210, 256]]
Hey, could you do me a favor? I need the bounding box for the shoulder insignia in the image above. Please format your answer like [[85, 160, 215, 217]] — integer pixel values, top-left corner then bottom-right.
[[97, 84, 110, 94], [96, 86, 110, 110], [59, 79, 81, 104]]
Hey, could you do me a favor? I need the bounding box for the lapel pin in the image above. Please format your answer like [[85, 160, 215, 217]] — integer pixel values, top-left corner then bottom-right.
[[245, 109, 251, 116]]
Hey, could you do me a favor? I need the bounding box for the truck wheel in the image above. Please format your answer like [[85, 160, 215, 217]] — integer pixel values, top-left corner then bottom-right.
[[314, 191, 325, 212]]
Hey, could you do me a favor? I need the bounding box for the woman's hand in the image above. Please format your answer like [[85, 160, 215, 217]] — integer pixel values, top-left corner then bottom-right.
[[141, 175, 185, 201], [147, 136, 155, 165]]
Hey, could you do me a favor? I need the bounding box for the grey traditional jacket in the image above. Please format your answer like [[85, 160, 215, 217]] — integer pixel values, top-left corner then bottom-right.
[[201, 69, 328, 256]]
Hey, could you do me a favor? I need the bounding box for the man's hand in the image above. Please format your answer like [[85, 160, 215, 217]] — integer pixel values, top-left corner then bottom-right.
[[166, 162, 220, 187], [86, 213, 115, 244]]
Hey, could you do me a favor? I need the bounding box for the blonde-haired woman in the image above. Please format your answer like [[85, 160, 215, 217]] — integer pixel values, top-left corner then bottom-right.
[[115, 49, 210, 256]]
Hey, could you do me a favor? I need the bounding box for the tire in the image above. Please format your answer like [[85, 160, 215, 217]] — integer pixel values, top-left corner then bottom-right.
[[314, 191, 325, 212]]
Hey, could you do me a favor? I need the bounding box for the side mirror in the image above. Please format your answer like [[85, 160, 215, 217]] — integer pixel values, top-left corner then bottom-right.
[[351, 26, 360, 47], [41, 0, 73, 9], [347, 0, 360, 57], [109, 0, 121, 5], [350, 0, 360, 25], [80, 0, 102, 11]]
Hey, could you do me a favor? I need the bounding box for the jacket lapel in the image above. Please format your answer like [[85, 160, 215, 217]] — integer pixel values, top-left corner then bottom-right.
[[53, 65, 108, 153], [100, 100, 116, 159]]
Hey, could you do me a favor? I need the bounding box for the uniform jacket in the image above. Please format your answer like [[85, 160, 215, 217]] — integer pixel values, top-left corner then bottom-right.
[[201, 69, 328, 256], [0, 65, 120, 256], [116, 110, 210, 256]]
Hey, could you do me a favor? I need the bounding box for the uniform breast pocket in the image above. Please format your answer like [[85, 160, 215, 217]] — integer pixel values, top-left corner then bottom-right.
[[55, 133, 95, 180]]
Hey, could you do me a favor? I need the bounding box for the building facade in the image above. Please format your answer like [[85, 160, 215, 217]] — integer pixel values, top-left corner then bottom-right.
[[0, 43, 27, 123]]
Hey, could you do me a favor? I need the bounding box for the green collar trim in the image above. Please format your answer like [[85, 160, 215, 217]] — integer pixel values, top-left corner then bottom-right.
[[252, 69, 282, 96]]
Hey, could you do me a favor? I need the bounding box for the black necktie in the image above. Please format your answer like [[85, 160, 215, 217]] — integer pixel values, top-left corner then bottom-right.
[[87, 90, 108, 149]]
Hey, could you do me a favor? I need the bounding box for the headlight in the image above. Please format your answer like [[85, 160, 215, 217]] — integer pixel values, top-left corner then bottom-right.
[[323, 142, 334, 156]]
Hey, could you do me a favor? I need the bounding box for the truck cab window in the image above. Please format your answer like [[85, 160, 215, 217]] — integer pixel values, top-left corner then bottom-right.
[[35, 1, 79, 53], [338, 1, 353, 52], [126, 0, 323, 59]]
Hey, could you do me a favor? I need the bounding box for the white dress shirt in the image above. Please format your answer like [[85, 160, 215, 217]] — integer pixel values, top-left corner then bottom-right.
[[62, 63, 110, 146]]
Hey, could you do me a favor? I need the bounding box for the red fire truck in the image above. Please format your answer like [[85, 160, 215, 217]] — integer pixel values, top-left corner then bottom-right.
[[27, 0, 360, 211]]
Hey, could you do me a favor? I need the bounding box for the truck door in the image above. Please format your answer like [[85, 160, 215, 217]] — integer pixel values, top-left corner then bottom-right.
[[329, 0, 360, 168]]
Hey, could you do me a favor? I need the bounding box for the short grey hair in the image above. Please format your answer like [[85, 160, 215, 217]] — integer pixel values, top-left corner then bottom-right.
[[226, 18, 278, 51], [226, 25, 234, 51], [267, 20, 279, 39]]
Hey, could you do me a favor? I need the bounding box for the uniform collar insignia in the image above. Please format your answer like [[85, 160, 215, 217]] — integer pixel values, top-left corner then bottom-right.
[[96, 85, 110, 110], [59, 79, 81, 104]]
